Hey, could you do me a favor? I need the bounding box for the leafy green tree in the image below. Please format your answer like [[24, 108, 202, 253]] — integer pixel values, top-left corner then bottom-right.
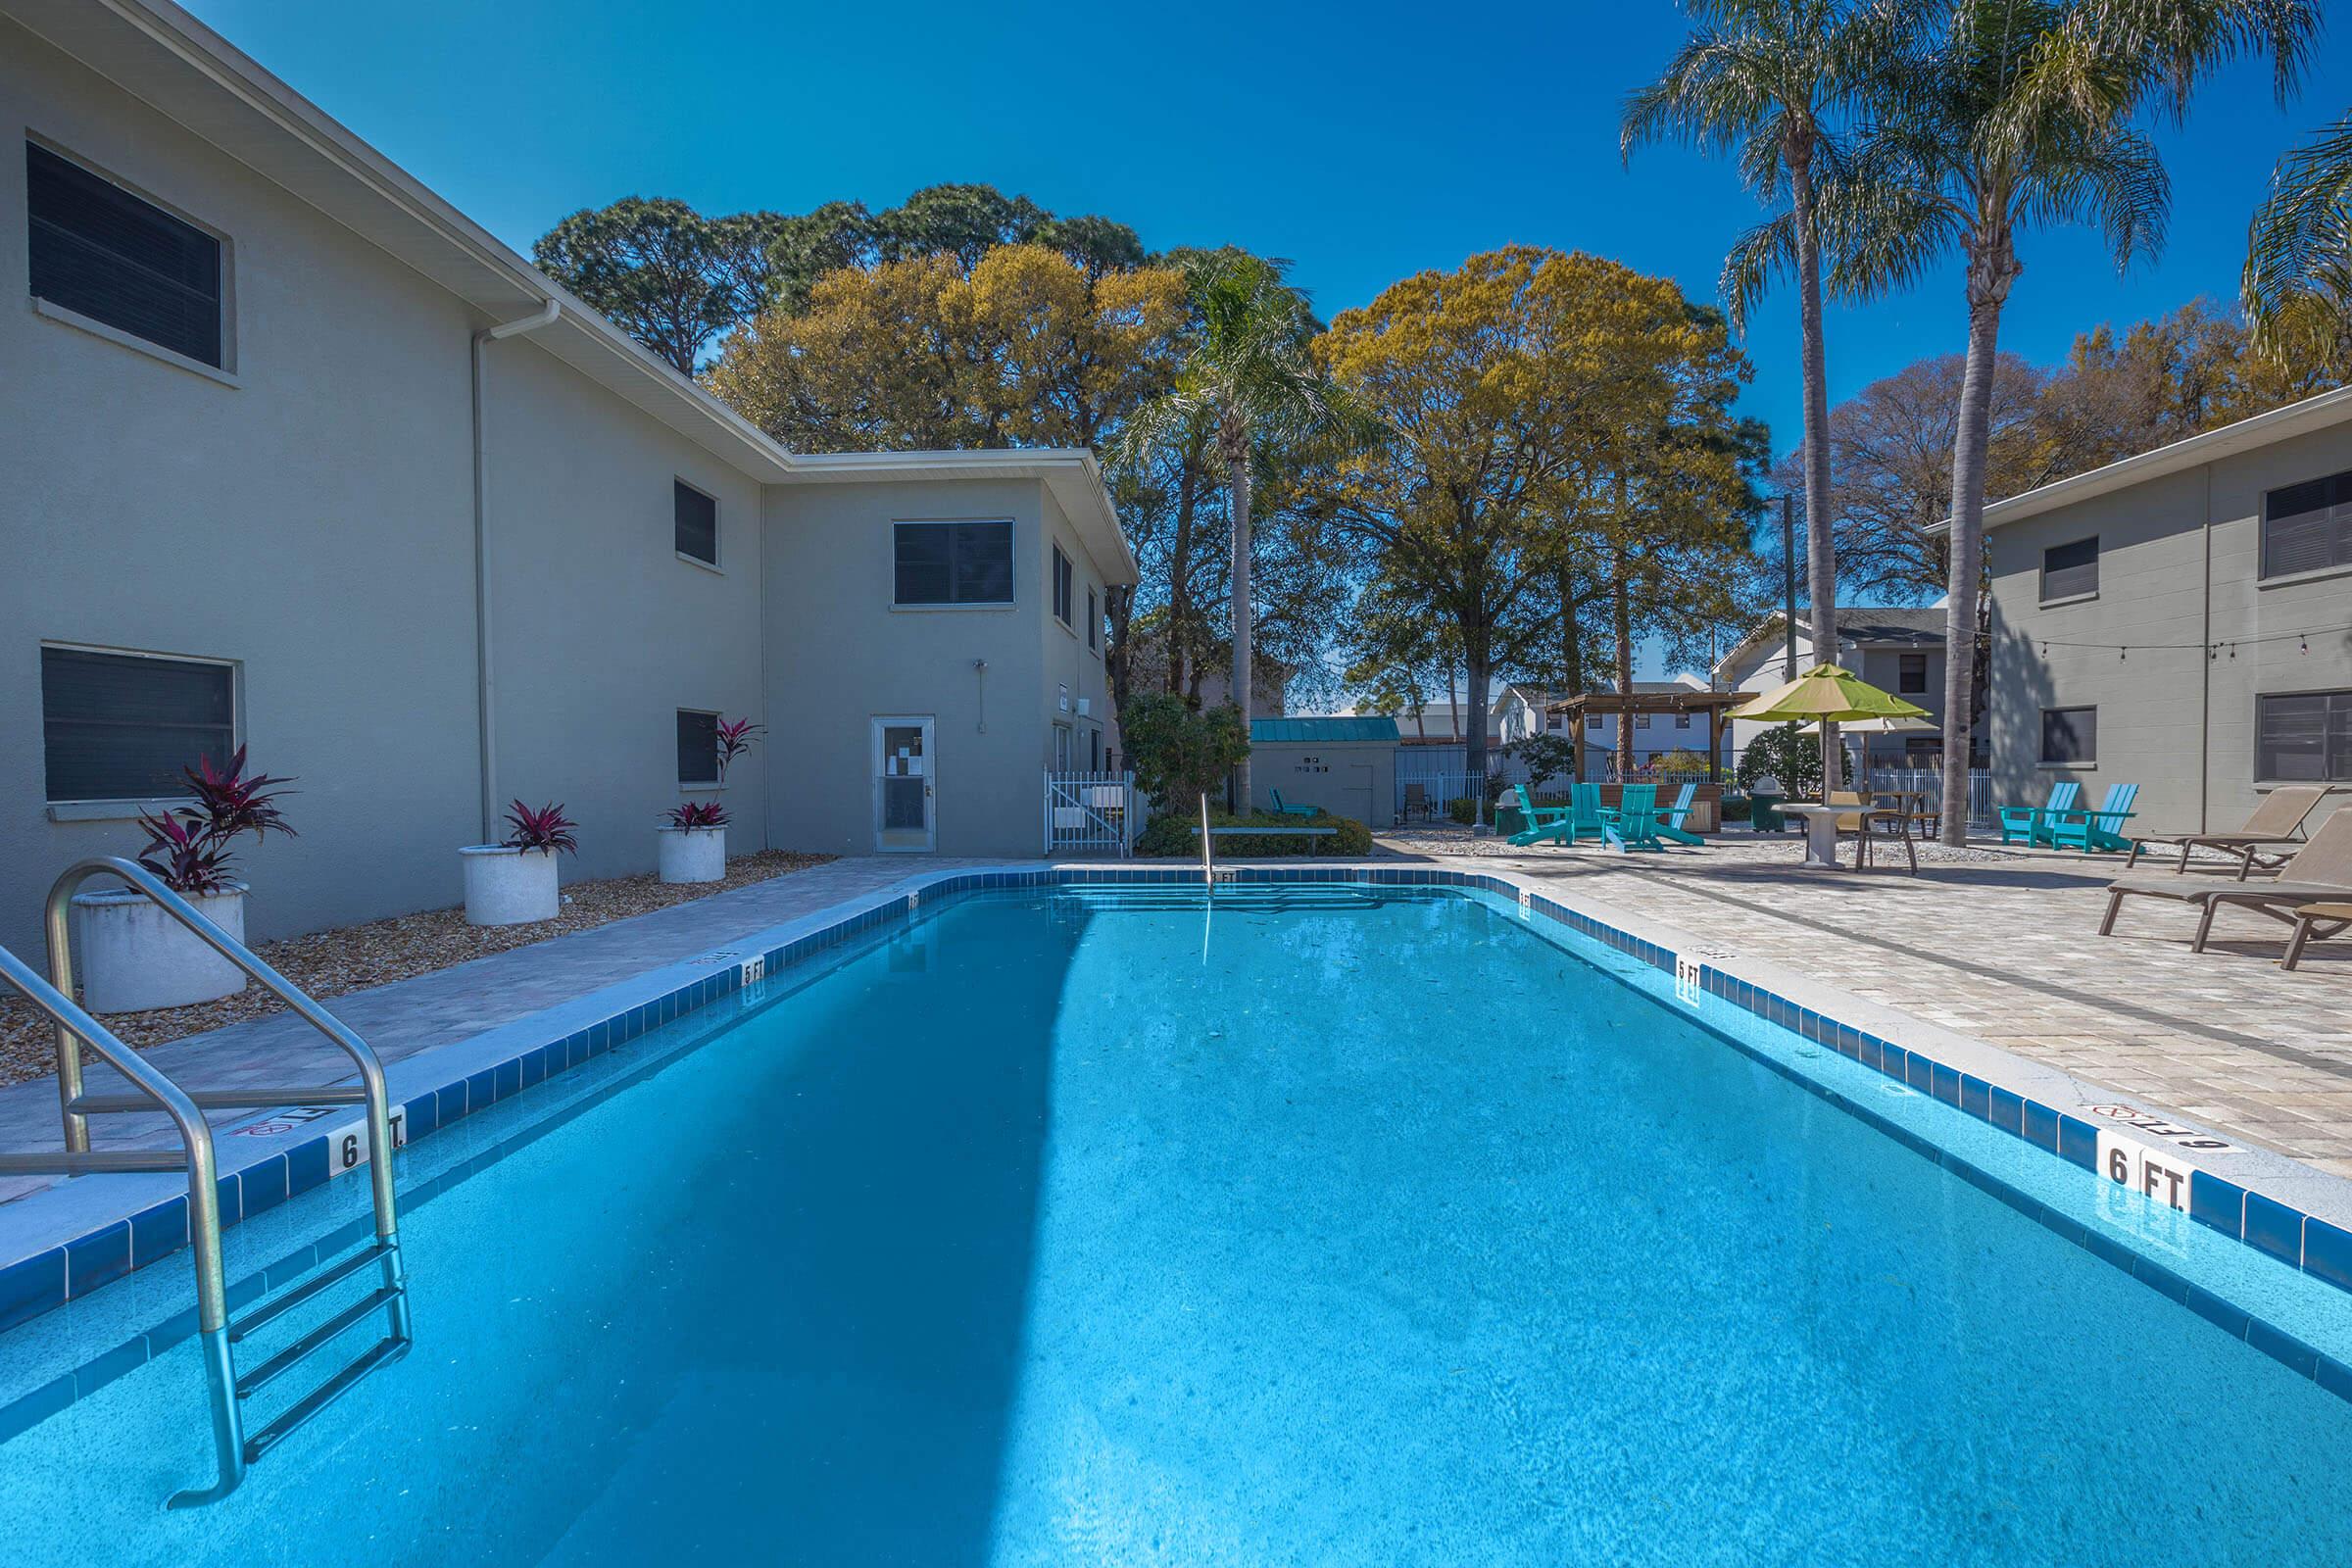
[[2245, 112, 2352, 378], [1815, 0, 2314, 842], [1118, 251, 1366, 806], [1627, 0, 1914, 792], [531, 197, 782, 373], [1117, 693, 1251, 808]]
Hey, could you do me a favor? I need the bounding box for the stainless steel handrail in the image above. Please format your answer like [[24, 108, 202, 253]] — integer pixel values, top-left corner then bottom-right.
[[1199, 794, 1213, 888], [0, 940, 242, 1497], [21, 857, 412, 1505]]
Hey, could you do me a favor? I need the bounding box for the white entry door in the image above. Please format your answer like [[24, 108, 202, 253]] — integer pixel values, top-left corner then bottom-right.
[[873, 717, 935, 852]]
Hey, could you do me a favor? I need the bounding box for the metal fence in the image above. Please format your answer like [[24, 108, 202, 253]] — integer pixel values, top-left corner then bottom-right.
[[1395, 769, 1507, 822], [1043, 771, 1143, 856], [1862, 767, 1994, 830]]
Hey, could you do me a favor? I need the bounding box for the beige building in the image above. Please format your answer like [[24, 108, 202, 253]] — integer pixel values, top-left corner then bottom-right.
[[1, 0, 1128, 956], [1980, 386, 2352, 836]]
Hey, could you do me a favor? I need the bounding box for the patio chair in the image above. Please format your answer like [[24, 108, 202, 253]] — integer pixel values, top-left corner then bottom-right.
[[1268, 790, 1317, 819], [1655, 781, 1705, 846], [1997, 780, 2080, 846], [1401, 781, 1434, 822], [2283, 903, 2352, 971], [2125, 785, 2328, 880], [1512, 783, 1607, 849], [1605, 784, 1665, 852], [2101, 808, 2352, 954], [2047, 782, 2137, 854], [1505, 784, 1570, 846]]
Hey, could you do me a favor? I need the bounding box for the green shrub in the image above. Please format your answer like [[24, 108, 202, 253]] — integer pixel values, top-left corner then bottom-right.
[[1735, 725, 1850, 794], [1135, 808, 1371, 858], [1719, 793, 1752, 823], [1446, 797, 1478, 825], [1118, 693, 1250, 808]]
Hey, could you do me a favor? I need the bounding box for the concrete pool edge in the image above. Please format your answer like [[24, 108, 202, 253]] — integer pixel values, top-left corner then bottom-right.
[[2, 857, 2349, 1388]]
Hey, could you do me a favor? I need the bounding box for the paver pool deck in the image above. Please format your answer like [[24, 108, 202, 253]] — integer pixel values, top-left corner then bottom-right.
[[1380, 826, 2352, 1178]]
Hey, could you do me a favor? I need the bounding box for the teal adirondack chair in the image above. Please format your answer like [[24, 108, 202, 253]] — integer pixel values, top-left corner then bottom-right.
[[1268, 789, 1317, 819], [1998, 780, 2080, 846], [1505, 784, 1568, 845], [2048, 782, 2138, 853], [1514, 783, 1608, 848], [1655, 781, 1705, 846], [1606, 784, 1666, 852]]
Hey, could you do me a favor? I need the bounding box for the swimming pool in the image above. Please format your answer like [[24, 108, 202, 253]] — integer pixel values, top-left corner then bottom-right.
[[2, 879, 2349, 1564]]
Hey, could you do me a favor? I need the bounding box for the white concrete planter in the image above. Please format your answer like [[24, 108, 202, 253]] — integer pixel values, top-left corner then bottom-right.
[[460, 845, 560, 926], [658, 825, 726, 884], [72, 885, 249, 1014]]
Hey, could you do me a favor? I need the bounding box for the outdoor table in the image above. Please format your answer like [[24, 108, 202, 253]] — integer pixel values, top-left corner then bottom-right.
[[1779, 803, 1913, 871]]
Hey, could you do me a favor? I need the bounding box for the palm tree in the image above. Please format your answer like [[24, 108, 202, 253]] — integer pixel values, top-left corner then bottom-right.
[[2245, 112, 2352, 379], [1116, 251, 1357, 808], [1625, 0, 1912, 798], [1816, 0, 2315, 844]]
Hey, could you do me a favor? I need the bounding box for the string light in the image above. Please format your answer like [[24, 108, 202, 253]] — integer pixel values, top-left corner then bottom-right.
[[2030, 622, 2346, 656]]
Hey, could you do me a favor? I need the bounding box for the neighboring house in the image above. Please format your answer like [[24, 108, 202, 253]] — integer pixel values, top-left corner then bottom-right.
[[0, 0, 1129, 956], [1713, 608, 1983, 771], [1974, 385, 2352, 836], [1494, 677, 1716, 766], [1122, 630, 1289, 717]]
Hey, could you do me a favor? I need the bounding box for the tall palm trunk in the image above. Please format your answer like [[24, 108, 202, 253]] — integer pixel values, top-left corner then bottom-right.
[[1222, 411, 1253, 809], [1790, 146, 1840, 794], [1940, 233, 2017, 845], [1166, 428, 1205, 695]]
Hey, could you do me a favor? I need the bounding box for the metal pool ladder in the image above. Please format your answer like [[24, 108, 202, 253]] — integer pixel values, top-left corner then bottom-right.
[[0, 857, 412, 1507]]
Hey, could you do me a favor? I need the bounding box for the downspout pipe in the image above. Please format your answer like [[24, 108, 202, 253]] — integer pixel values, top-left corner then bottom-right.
[[470, 297, 562, 843]]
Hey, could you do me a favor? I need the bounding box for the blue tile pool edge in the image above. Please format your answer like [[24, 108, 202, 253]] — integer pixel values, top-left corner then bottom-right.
[[2, 858, 2347, 1412]]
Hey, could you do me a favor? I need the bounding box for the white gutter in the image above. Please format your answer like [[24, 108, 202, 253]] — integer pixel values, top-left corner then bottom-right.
[[470, 298, 562, 843]]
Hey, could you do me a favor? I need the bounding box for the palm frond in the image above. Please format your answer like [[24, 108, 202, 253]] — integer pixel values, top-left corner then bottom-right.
[[1718, 213, 1800, 331], [2244, 112, 2352, 371]]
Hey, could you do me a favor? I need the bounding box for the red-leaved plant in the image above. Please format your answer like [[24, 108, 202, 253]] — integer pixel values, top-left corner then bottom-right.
[[663, 800, 729, 829], [503, 801, 579, 855], [714, 717, 763, 781], [135, 748, 297, 896]]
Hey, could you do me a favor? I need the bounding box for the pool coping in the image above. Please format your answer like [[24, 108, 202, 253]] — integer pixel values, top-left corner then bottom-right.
[[3, 857, 2349, 1391]]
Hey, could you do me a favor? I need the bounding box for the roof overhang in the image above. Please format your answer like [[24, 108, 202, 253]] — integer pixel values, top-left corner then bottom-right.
[[780, 450, 1139, 586], [1934, 384, 2352, 536]]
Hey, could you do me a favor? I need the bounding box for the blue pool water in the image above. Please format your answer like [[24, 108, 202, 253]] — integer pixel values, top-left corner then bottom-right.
[[2, 883, 2350, 1565]]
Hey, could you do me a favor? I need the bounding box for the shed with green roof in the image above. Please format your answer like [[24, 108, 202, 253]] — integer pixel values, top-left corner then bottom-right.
[[1248, 716, 1399, 825]]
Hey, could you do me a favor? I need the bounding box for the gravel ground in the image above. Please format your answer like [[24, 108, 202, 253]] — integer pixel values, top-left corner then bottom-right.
[[0, 850, 833, 1089]]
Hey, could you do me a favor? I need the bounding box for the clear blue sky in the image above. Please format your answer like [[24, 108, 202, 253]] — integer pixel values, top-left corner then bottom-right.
[[186, 0, 2349, 458]]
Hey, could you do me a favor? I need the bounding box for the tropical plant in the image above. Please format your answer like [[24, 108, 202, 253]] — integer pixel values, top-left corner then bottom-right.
[[713, 717, 763, 782], [1506, 734, 1582, 787], [1814, 0, 2316, 842], [664, 800, 729, 830], [1627, 0, 1914, 797], [503, 801, 580, 856], [2244, 112, 2352, 379], [1116, 692, 1252, 809], [1736, 723, 1850, 792], [133, 748, 297, 896], [1117, 250, 1368, 806]]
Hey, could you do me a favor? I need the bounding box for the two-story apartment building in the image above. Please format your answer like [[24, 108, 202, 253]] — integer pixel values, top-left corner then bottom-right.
[[0, 0, 1128, 956], [1712, 608, 1982, 771], [1979, 385, 2352, 837]]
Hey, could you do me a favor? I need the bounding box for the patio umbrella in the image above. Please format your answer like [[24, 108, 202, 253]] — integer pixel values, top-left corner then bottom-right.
[[1727, 664, 1932, 725]]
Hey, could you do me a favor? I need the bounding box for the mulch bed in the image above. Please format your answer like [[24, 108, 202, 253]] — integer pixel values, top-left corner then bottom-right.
[[0, 851, 834, 1090]]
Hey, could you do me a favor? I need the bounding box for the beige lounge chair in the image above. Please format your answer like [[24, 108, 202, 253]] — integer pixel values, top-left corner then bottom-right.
[[2283, 903, 2352, 971], [2102, 808, 2352, 953], [2124, 785, 2328, 880]]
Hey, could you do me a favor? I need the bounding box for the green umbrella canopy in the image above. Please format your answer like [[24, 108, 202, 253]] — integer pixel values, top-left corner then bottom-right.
[[1727, 664, 1933, 724]]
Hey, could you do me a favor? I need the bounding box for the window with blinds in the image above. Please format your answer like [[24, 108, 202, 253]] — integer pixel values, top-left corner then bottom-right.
[[27, 142, 223, 368], [2039, 707, 2097, 765], [2257, 690, 2352, 782], [2039, 536, 2099, 601], [2262, 469, 2352, 580], [893, 521, 1014, 606], [41, 646, 235, 802], [674, 481, 717, 565], [677, 710, 719, 785]]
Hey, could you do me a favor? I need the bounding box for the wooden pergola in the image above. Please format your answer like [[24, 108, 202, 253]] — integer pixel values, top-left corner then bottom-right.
[[1543, 690, 1750, 783]]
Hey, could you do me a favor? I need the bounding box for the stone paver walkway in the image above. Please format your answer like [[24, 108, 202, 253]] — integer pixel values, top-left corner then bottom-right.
[[1379, 826, 2352, 1177], [0, 858, 1002, 1206]]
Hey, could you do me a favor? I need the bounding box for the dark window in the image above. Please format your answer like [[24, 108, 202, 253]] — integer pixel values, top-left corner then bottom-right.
[[41, 646, 234, 802], [2257, 690, 2352, 781], [2262, 469, 2352, 579], [27, 142, 222, 368], [1052, 545, 1074, 626], [1586, 715, 1602, 731], [2040, 536, 2099, 601], [674, 481, 717, 565], [1085, 588, 1098, 650], [676, 710, 718, 784], [1898, 653, 1929, 694], [893, 520, 1014, 606], [2040, 706, 2097, 765], [1674, 712, 1690, 729]]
